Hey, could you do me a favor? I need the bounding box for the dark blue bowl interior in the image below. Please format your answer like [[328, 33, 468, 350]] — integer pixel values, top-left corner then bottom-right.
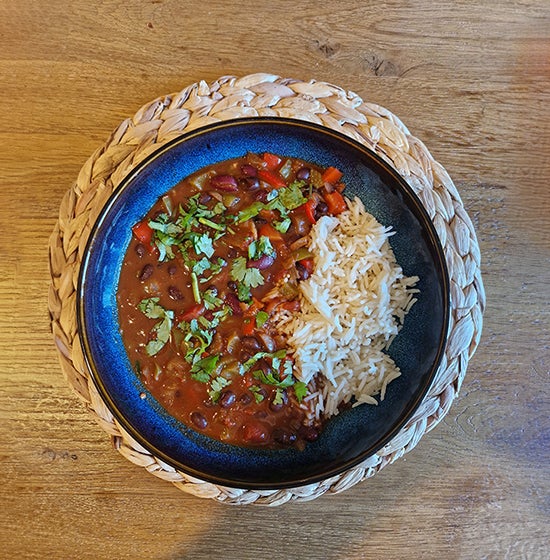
[[78, 118, 449, 489]]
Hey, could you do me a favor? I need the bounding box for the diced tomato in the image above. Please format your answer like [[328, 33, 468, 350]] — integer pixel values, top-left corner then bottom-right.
[[258, 169, 286, 189], [242, 317, 255, 336], [322, 166, 343, 184], [298, 257, 314, 275], [131, 220, 153, 246], [258, 223, 284, 242], [323, 190, 347, 215], [300, 199, 317, 224], [263, 152, 282, 170], [177, 303, 205, 323]]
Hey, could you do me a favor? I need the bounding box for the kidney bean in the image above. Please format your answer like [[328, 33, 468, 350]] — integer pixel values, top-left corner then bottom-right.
[[296, 167, 311, 180], [225, 293, 242, 315], [247, 254, 274, 270], [254, 189, 268, 202], [168, 286, 183, 300], [243, 422, 268, 443], [191, 411, 208, 429], [241, 164, 258, 177], [138, 264, 154, 281], [241, 336, 262, 353], [209, 174, 238, 192], [219, 390, 236, 408]]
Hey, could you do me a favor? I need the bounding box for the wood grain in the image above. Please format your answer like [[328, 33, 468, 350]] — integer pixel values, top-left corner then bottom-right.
[[1, 0, 548, 558]]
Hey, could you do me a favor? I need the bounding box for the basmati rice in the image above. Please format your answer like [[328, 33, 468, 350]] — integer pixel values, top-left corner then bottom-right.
[[278, 196, 419, 420]]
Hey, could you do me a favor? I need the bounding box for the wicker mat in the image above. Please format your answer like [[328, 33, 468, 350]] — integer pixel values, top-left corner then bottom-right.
[[48, 74, 485, 506]]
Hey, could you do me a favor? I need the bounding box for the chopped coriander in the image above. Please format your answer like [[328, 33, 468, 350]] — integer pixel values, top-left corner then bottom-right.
[[273, 217, 291, 233], [230, 256, 264, 288], [278, 181, 307, 210], [192, 257, 211, 276], [208, 376, 231, 402], [203, 288, 223, 310], [273, 388, 285, 405], [237, 282, 252, 303], [137, 298, 174, 356], [191, 272, 201, 303], [191, 354, 219, 382], [256, 310, 269, 329], [293, 381, 308, 402], [190, 232, 214, 258], [248, 236, 275, 260], [235, 201, 265, 223], [249, 385, 265, 403]]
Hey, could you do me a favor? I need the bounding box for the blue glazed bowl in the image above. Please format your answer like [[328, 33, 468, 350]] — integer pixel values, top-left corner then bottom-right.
[[77, 118, 450, 489]]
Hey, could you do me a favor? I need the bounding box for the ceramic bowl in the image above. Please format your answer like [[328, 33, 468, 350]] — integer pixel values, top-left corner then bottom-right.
[[77, 118, 449, 489]]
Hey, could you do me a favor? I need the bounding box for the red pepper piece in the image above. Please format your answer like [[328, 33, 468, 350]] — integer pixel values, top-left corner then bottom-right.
[[258, 169, 286, 189], [242, 317, 255, 336], [300, 199, 317, 224], [321, 166, 343, 184], [177, 303, 205, 323], [132, 220, 153, 246], [258, 223, 284, 242], [262, 152, 282, 170], [298, 257, 314, 275], [323, 190, 347, 215]]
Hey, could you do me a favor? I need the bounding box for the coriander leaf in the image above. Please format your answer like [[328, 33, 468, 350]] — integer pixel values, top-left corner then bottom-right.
[[237, 282, 251, 303], [191, 232, 214, 258], [138, 297, 166, 320], [256, 310, 269, 329], [273, 217, 291, 233], [278, 181, 307, 210], [191, 355, 219, 381], [293, 381, 308, 402], [208, 376, 231, 402], [249, 385, 265, 403], [138, 298, 174, 356], [203, 288, 223, 310], [192, 257, 211, 275], [249, 236, 275, 260], [273, 388, 284, 405], [235, 201, 265, 223], [230, 257, 265, 288]]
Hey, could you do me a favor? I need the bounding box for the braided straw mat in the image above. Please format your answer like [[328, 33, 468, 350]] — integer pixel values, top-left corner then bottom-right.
[[48, 74, 485, 506]]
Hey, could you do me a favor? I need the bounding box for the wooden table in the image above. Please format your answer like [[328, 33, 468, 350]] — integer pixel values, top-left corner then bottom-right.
[[2, 1, 548, 558]]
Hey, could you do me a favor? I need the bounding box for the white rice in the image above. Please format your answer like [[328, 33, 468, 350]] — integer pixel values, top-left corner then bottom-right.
[[278, 196, 419, 420]]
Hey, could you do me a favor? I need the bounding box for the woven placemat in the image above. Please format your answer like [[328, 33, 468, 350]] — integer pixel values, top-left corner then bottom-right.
[[48, 74, 485, 505]]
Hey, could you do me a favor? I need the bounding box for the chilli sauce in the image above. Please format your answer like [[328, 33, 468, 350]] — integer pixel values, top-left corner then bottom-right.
[[117, 152, 347, 448]]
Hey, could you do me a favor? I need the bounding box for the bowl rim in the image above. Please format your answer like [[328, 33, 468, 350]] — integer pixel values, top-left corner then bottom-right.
[[77, 116, 450, 489]]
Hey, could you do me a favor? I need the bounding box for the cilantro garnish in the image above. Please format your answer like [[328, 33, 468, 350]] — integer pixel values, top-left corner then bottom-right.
[[190, 354, 219, 382], [248, 236, 275, 261], [256, 310, 269, 329], [278, 181, 307, 210], [208, 376, 231, 402], [137, 298, 174, 356], [230, 256, 264, 288], [249, 385, 265, 403]]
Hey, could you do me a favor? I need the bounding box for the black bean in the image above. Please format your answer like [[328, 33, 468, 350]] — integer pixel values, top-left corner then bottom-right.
[[254, 189, 268, 202], [273, 428, 297, 445], [295, 261, 310, 281], [135, 243, 146, 257], [138, 264, 154, 281], [243, 177, 260, 190], [269, 390, 288, 412], [299, 425, 320, 442], [191, 411, 208, 429], [167, 263, 177, 276], [241, 336, 262, 353], [198, 192, 212, 205], [168, 285, 183, 300], [314, 201, 329, 220], [239, 393, 252, 405], [219, 390, 236, 408], [227, 280, 238, 292], [296, 167, 311, 180]]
